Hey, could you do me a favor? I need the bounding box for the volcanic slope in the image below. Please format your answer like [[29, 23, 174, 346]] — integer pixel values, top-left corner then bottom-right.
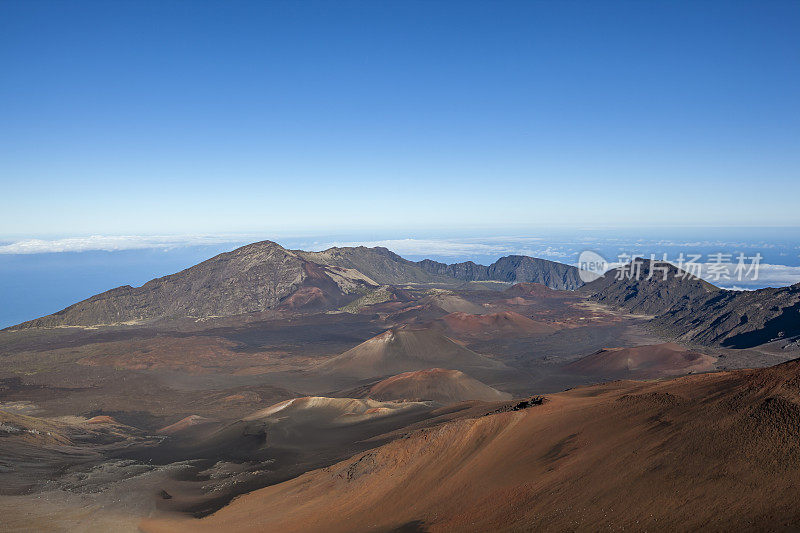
[[582, 259, 718, 316], [143, 358, 800, 532], [657, 282, 800, 348], [566, 343, 717, 379], [200, 397, 434, 460], [319, 326, 507, 379], [503, 282, 559, 298], [363, 368, 512, 403], [419, 292, 486, 314], [9, 241, 589, 328], [584, 260, 800, 347], [148, 396, 434, 461], [12, 241, 378, 328], [293, 246, 457, 286], [436, 311, 556, 339]]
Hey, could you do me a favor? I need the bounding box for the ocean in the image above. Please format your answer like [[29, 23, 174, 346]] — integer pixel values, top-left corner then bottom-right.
[[1, 227, 798, 329]]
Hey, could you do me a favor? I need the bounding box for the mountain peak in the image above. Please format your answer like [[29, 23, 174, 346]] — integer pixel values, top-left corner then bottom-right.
[[9, 240, 583, 328], [12, 240, 374, 328], [236, 239, 287, 251], [582, 259, 719, 316], [366, 368, 512, 403], [584, 259, 800, 347]]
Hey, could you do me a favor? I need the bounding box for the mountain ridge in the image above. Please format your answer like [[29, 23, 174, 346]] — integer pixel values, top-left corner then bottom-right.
[[584, 259, 800, 347], [417, 255, 583, 290], [9, 240, 582, 329], [12, 241, 377, 328]]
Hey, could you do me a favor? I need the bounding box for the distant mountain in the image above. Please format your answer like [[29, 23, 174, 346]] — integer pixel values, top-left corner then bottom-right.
[[9, 240, 584, 328], [581, 260, 718, 316], [416, 259, 490, 281], [13, 241, 378, 328], [584, 260, 800, 347], [417, 255, 583, 290]]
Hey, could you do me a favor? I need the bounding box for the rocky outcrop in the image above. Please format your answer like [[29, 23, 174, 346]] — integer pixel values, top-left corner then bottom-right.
[[488, 255, 583, 289], [581, 260, 718, 316], [416, 255, 583, 290], [415, 259, 491, 281], [656, 283, 800, 347], [584, 260, 800, 347]]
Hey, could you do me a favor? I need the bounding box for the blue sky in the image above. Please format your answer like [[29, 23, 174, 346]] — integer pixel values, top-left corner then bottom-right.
[[1, 0, 799, 236]]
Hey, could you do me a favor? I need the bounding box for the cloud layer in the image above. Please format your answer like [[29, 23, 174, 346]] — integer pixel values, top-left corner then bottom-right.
[[0, 234, 251, 254], [312, 237, 549, 258], [1, 234, 798, 289]]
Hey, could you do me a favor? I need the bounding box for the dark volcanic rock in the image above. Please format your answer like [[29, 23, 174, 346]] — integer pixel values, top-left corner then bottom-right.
[[488, 255, 583, 290], [581, 260, 719, 316], [416, 255, 583, 290], [415, 259, 491, 282], [584, 259, 800, 347], [658, 284, 800, 348]]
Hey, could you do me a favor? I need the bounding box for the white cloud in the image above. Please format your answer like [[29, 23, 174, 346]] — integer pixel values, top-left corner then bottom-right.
[[579, 260, 800, 289], [314, 238, 516, 258], [0, 234, 252, 254], [311, 237, 574, 261], [742, 263, 800, 287], [0, 234, 550, 258], [3, 234, 799, 289]]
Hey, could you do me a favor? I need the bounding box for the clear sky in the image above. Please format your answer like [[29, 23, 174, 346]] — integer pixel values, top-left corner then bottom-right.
[[1, 0, 799, 236]]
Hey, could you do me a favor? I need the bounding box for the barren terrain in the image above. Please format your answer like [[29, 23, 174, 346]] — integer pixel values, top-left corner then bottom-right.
[[2, 244, 798, 531]]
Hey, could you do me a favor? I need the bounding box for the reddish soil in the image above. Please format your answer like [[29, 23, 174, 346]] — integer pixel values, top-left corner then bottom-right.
[[566, 342, 717, 378], [278, 286, 327, 309], [143, 359, 800, 532], [320, 326, 507, 379], [438, 311, 556, 338], [84, 415, 117, 425], [158, 415, 215, 435], [367, 368, 511, 403], [503, 282, 557, 298]]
